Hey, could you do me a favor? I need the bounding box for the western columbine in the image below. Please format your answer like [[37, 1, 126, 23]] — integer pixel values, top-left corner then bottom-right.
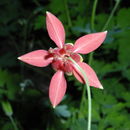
[[18, 12, 107, 108]]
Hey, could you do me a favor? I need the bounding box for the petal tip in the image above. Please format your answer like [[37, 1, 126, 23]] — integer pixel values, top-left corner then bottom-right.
[[53, 105, 56, 109], [17, 57, 21, 60], [46, 11, 50, 15], [104, 31, 108, 34], [99, 85, 104, 89]]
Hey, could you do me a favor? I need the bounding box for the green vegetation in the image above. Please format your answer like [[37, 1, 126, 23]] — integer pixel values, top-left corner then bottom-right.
[[0, 0, 130, 129]]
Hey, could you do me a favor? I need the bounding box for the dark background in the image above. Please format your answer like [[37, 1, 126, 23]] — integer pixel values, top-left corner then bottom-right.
[[0, 0, 130, 129]]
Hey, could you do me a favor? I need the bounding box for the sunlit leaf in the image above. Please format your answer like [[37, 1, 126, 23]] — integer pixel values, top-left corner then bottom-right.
[[54, 105, 71, 118]]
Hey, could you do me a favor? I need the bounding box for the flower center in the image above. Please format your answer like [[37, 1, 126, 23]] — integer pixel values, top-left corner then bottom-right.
[[48, 44, 83, 75]]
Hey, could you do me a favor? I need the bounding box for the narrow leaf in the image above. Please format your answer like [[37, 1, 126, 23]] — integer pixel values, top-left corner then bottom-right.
[[1, 101, 13, 116]]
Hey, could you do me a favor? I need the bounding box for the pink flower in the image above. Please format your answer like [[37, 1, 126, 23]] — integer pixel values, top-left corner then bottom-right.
[[18, 12, 107, 108]]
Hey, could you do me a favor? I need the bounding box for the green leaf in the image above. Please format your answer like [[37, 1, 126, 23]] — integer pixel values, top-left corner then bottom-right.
[[102, 79, 126, 98], [122, 68, 130, 81], [1, 101, 13, 116], [70, 118, 87, 130], [118, 30, 130, 66], [117, 8, 130, 28], [122, 92, 130, 107], [91, 60, 121, 78], [102, 103, 125, 115], [95, 13, 115, 31], [92, 88, 105, 104], [0, 69, 21, 100], [54, 105, 71, 118], [0, 0, 20, 36], [0, 52, 17, 67], [49, 0, 65, 14], [2, 122, 13, 130], [92, 100, 101, 121], [106, 128, 115, 130], [104, 112, 127, 127], [0, 69, 9, 87], [34, 15, 45, 30]]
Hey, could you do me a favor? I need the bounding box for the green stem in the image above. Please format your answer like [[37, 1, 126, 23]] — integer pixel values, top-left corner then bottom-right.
[[102, 0, 120, 31], [33, 0, 41, 6], [89, 0, 98, 68], [89, 0, 120, 67], [64, 0, 72, 27], [69, 57, 92, 130], [91, 0, 98, 31], [9, 116, 18, 130], [88, 52, 94, 66], [79, 84, 86, 117]]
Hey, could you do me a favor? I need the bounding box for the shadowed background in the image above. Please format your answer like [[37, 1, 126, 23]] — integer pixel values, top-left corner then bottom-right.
[[0, 0, 130, 129]]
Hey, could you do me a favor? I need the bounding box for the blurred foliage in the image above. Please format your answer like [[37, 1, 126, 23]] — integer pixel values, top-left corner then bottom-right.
[[0, 0, 130, 129]]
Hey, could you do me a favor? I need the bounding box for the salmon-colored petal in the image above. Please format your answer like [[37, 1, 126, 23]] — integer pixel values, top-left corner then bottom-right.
[[18, 50, 52, 67], [70, 53, 83, 63], [73, 62, 103, 89], [64, 43, 74, 51], [49, 71, 67, 108], [73, 31, 107, 54], [46, 11, 65, 48], [51, 60, 63, 71]]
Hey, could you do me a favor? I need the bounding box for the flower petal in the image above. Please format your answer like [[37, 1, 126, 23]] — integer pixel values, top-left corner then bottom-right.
[[18, 50, 52, 67], [73, 62, 103, 89], [73, 31, 107, 54], [49, 71, 67, 108], [46, 11, 65, 48]]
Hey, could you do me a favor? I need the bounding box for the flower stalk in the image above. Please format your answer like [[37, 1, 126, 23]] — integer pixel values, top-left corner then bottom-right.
[[91, 0, 98, 32], [9, 116, 18, 130], [102, 0, 120, 31], [1, 101, 18, 130], [69, 57, 92, 130], [64, 0, 72, 27]]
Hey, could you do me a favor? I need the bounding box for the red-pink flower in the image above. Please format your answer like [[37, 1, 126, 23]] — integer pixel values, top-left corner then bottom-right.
[[18, 12, 107, 108]]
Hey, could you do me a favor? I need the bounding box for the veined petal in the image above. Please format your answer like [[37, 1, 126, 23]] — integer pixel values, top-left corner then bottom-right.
[[73, 31, 107, 54], [73, 62, 103, 89], [46, 11, 65, 48], [18, 50, 52, 67], [49, 71, 67, 108]]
